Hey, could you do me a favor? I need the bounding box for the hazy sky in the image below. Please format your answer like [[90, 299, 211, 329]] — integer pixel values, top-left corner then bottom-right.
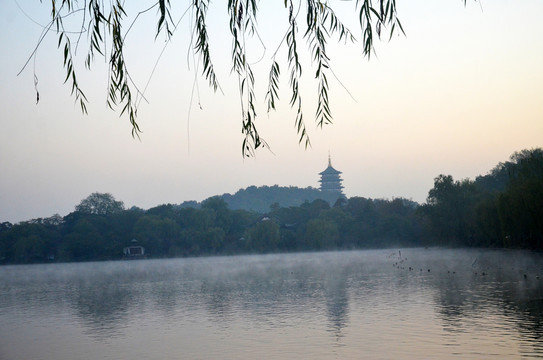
[[1, 1, 542, 223]]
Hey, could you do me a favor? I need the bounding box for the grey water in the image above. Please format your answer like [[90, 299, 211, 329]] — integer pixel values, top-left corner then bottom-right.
[[1, 248, 543, 359]]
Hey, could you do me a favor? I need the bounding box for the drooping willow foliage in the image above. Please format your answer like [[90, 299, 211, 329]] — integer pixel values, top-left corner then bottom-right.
[[28, 0, 408, 156]]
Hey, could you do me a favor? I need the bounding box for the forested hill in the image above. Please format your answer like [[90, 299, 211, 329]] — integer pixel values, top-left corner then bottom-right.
[[218, 185, 343, 213]]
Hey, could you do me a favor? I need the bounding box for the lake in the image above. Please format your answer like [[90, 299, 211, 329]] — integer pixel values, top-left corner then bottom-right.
[[1, 248, 543, 359]]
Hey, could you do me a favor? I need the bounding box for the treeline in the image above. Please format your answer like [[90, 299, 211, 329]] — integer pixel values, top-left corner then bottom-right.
[[419, 148, 543, 248], [1, 148, 541, 264], [0, 194, 420, 264]]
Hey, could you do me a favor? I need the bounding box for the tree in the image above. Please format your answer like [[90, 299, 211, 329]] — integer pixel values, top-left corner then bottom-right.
[[12, 235, 46, 263], [497, 149, 543, 248], [22, 0, 410, 156], [245, 219, 281, 252], [305, 218, 339, 250], [75, 192, 125, 215], [60, 218, 105, 261], [422, 175, 483, 245], [0, 222, 13, 232], [201, 196, 233, 233]]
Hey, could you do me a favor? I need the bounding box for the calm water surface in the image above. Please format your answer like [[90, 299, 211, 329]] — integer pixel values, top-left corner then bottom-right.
[[2, 248, 543, 359]]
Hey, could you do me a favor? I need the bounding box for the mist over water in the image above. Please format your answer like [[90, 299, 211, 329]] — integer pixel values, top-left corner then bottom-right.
[[1, 248, 543, 359]]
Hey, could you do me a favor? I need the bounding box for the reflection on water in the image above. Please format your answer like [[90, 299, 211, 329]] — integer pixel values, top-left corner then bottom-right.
[[1, 248, 543, 359]]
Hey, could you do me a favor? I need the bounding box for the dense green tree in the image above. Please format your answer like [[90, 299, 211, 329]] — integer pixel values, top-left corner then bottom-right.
[[226, 209, 259, 250], [0, 225, 10, 261], [0, 221, 60, 263], [419, 148, 543, 249], [12, 234, 46, 263], [199, 227, 226, 254], [146, 204, 177, 218], [372, 198, 420, 247], [0, 222, 12, 232], [133, 215, 181, 256], [301, 199, 331, 219], [202, 197, 233, 233], [346, 197, 376, 221], [189, 208, 217, 232], [339, 197, 375, 247], [475, 162, 511, 193], [305, 218, 339, 250], [317, 207, 352, 247], [60, 219, 105, 261], [421, 175, 482, 245], [473, 194, 502, 247], [497, 149, 543, 248], [75, 193, 125, 216], [245, 219, 281, 252]]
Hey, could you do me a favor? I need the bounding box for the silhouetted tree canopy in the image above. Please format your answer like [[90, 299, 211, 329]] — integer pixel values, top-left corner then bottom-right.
[[419, 148, 543, 248], [75, 192, 125, 215]]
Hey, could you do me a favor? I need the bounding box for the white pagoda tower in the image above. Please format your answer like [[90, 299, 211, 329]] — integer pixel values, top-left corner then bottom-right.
[[318, 155, 344, 195]]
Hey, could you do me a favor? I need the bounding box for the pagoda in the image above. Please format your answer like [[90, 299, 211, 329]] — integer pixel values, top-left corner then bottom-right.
[[319, 155, 344, 195]]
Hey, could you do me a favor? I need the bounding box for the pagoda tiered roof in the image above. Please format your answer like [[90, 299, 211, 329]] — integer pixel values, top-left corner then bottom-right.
[[318, 155, 344, 193]]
